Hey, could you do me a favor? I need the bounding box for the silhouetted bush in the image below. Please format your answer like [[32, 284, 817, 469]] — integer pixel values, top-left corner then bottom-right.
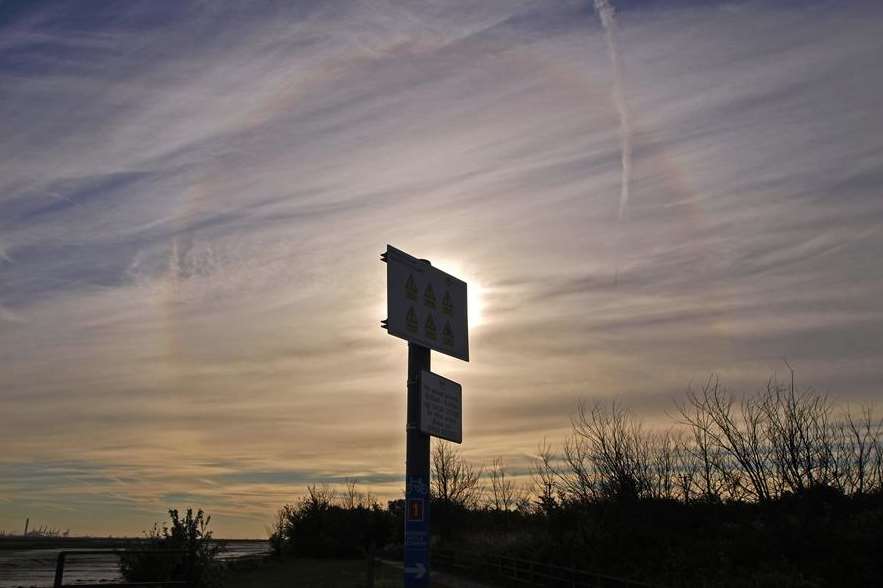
[[450, 372, 883, 586], [270, 484, 396, 558], [269, 372, 883, 586], [120, 508, 223, 587]]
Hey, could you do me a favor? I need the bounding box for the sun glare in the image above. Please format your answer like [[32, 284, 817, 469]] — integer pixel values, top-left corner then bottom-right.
[[375, 256, 485, 335], [467, 280, 484, 329], [431, 258, 485, 329]]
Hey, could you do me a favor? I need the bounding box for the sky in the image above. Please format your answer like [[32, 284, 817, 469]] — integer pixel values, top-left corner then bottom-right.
[[1, 0, 882, 538]]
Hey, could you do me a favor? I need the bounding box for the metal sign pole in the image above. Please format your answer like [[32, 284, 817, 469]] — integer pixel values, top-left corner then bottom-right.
[[404, 342, 431, 587], [384, 246, 468, 587]]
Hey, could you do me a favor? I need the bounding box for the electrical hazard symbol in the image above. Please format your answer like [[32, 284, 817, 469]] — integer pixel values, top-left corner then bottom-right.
[[442, 321, 454, 347], [405, 275, 418, 301], [424, 283, 436, 309], [425, 314, 437, 340], [441, 290, 453, 315], [406, 307, 418, 332]]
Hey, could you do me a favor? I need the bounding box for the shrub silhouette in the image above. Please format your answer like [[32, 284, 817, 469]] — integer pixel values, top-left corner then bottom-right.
[[270, 484, 395, 558], [268, 371, 883, 586], [120, 508, 223, 587]]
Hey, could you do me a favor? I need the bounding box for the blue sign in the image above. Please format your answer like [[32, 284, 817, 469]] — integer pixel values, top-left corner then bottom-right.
[[405, 531, 428, 546], [406, 476, 429, 497], [404, 476, 429, 587]]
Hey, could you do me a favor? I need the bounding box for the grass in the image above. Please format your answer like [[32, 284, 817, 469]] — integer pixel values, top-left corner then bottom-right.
[[226, 557, 478, 588], [226, 557, 403, 588]]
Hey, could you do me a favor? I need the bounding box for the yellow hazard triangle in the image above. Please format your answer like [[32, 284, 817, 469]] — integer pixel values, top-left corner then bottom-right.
[[425, 314, 437, 340]]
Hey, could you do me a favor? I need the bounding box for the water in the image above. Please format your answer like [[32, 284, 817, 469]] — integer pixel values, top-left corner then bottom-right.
[[0, 540, 270, 588]]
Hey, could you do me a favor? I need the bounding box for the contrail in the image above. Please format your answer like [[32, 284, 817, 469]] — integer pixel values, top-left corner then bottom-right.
[[593, 0, 632, 220]]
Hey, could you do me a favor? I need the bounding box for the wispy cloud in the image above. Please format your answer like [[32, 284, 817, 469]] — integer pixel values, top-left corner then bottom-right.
[[1, 0, 882, 537], [592, 0, 632, 220]]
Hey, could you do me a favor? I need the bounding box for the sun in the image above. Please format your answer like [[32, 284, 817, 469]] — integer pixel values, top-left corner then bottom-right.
[[430, 258, 485, 330], [467, 279, 484, 329], [374, 253, 487, 332]]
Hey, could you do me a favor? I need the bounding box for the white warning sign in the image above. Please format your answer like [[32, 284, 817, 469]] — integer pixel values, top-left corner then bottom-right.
[[383, 245, 469, 361], [419, 370, 462, 444]]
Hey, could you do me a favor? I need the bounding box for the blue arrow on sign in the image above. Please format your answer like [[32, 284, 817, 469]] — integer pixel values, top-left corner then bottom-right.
[[405, 562, 426, 579]]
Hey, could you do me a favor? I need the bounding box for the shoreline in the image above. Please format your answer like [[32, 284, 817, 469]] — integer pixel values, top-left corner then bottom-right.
[[0, 536, 267, 551]]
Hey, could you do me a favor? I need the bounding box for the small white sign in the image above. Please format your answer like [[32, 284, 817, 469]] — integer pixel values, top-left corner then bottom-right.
[[384, 245, 469, 362], [419, 370, 462, 444]]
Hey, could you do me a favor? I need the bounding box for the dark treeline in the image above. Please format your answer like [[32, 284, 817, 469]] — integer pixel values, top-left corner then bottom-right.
[[271, 373, 883, 587]]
